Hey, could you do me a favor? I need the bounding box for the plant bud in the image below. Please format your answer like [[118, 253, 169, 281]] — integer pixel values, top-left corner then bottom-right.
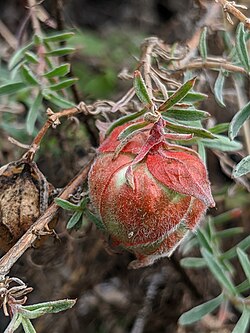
[[88, 121, 215, 268]]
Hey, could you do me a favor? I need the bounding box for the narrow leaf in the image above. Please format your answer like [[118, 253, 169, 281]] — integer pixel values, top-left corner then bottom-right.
[[179, 294, 223, 325], [214, 227, 243, 239], [196, 229, 213, 252], [229, 101, 250, 140], [209, 123, 229, 134], [198, 142, 206, 163], [46, 48, 75, 57], [85, 209, 106, 231], [201, 248, 237, 295], [8, 42, 33, 70], [21, 318, 36, 333], [236, 23, 250, 72], [105, 109, 146, 137], [21, 65, 39, 85], [26, 91, 43, 134], [3, 314, 22, 333], [163, 108, 210, 121], [220, 236, 250, 261], [0, 82, 26, 95], [43, 32, 75, 43], [214, 71, 226, 107], [199, 26, 208, 61], [55, 198, 82, 211], [24, 299, 76, 314], [48, 78, 78, 91], [133, 70, 152, 107], [213, 209, 242, 226], [118, 121, 148, 140], [167, 90, 208, 103], [42, 90, 75, 108], [233, 155, 250, 177], [24, 51, 39, 64], [232, 307, 250, 333], [158, 78, 197, 112], [180, 257, 207, 268], [164, 119, 215, 138], [202, 135, 242, 151], [43, 64, 71, 79], [237, 248, 250, 284], [236, 279, 250, 293], [67, 211, 83, 229]]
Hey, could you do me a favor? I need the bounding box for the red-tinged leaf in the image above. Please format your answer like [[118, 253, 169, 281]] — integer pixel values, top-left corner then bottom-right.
[[99, 122, 149, 155], [146, 149, 215, 207]]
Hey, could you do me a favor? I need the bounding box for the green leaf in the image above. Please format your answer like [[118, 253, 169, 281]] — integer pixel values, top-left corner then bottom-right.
[[20, 307, 48, 319], [67, 211, 83, 229], [180, 257, 206, 268], [21, 318, 36, 333], [42, 90, 75, 108], [8, 42, 33, 70], [33, 34, 43, 46], [0, 82, 26, 95], [105, 109, 146, 137], [55, 198, 82, 211], [21, 65, 40, 85], [232, 307, 250, 333], [233, 155, 250, 177], [201, 248, 237, 295], [202, 134, 242, 151], [213, 209, 242, 226], [209, 123, 229, 134], [133, 70, 152, 107], [214, 227, 243, 239], [164, 119, 215, 138], [43, 32, 75, 43], [118, 121, 148, 140], [220, 236, 250, 261], [236, 279, 250, 293], [196, 229, 213, 253], [4, 313, 22, 333], [163, 108, 210, 121], [198, 142, 206, 163], [48, 78, 78, 91], [167, 91, 208, 103], [26, 91, 43, 134], [236, 23, 250, 72], [179, 294, 223, 325], [43, 64, 71, 79], [46, 48, 75, 57], [24, 51, 39, 64], [199, 26, 208, 61], [237, 248, 250, 284], [85, 209, 106, 231], [23, 299, 76, 314], [158, 77, 197, 112], [229, 101, 250, 140], [214, 71, 226, 107]]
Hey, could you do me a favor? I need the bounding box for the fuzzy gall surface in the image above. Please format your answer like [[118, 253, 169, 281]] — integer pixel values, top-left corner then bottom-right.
[[88, 122, 214, 268]]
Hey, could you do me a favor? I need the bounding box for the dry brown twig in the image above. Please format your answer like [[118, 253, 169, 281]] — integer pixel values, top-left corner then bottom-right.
[[0, 104, 95, 279], [215, 0, 250, 29]]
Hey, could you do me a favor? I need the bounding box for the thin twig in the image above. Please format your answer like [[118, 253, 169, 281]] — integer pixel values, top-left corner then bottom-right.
[[178, 60, 248, 75], [22, 105, 83, 161], [215, 0, 250, 29], [0, 157, 94, 278]]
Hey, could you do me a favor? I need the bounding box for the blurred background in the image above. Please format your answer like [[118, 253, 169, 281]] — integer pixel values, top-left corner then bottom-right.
[[0, 1, 250, 332]]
